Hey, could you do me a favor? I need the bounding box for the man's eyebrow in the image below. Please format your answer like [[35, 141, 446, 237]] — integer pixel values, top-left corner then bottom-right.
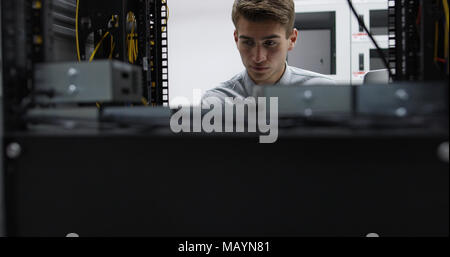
[[262, 35, 281, 39], [239, 35, 253, 40], [239, 35, 281, 40]]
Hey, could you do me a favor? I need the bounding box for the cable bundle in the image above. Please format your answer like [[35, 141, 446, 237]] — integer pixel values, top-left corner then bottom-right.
[[127, 11, 138, 64]]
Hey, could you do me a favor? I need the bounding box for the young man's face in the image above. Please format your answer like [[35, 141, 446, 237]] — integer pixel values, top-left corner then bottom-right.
[[234, 17, 298, 85]]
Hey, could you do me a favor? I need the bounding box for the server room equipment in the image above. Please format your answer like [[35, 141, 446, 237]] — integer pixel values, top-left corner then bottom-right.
[[34, 60, 143, 104], [0, 0, 448, 238], [264, 85, 352, 117], [1, 0, 169, 131], [357, 82, 448, 117], [350, 0, 389, 84], [291, 0, 392, 84], [288, 11, 336, 76], [388, 0, 449, 81], [291, 0, 351, 84], [75, 0, 169, 105]]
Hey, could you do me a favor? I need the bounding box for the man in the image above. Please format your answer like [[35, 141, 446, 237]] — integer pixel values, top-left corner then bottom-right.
[[202, 0, 335, 105]]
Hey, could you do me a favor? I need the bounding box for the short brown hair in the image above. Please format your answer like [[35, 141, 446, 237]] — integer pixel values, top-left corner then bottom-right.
[[232, 0, 295, 38]]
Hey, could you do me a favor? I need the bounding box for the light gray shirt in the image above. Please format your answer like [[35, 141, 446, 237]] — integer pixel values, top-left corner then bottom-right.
[[202, 65, 335, 106]]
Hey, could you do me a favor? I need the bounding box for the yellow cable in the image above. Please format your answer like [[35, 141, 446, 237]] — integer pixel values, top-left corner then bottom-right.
[[109, 34, 115, 59], [134, 38, 138, 59], [141, 97, 149, 106], [128, 32, 133, 63], [442, 0, 449, 60], [89, 31, 110, 62], [128, 12, 133, 63], [130, 24, 135, 63], [76, 0, 81, 61], [127, 12, 138, 64]]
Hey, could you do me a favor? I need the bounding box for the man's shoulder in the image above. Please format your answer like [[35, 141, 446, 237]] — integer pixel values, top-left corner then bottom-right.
[[219, 72, 245, 89], [288, 66, 336, 85], [203, 72, 246, 98]]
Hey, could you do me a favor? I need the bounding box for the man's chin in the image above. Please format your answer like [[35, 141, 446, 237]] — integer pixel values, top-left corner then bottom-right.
[[248, 70, 270, 81]]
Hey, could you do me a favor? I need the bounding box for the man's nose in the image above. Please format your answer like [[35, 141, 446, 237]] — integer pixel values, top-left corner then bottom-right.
[[252, 46, 267, 64]]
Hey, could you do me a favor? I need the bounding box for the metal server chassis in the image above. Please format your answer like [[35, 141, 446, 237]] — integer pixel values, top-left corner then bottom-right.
[[3, 129, 449, 237]]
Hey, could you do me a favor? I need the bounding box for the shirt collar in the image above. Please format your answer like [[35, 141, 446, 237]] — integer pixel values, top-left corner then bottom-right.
[[243, 62, 291, 97], [276, 62, 292, 87]]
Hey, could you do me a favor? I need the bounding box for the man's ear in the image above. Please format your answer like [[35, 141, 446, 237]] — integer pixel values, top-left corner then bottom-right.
[[234, 30, 239, 44], [288, 28, 298, 51]]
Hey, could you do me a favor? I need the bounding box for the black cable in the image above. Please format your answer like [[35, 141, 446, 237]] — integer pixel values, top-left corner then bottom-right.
[[347, 0, 394, 81]]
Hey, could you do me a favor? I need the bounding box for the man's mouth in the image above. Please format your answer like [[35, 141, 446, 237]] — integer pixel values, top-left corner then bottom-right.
[[251, 66, 270, 72]]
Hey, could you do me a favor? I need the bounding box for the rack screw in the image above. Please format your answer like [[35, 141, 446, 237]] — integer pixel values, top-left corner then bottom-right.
[[395, 107, 407, 117], [67, 68, 78, 78], [437, 142, 449, 163], [6, 143, 22, 159], [68, 84, 78, 96], [304, 108, 313, 117], [395, 89, 409, 101], [303, 90, 313, 100]]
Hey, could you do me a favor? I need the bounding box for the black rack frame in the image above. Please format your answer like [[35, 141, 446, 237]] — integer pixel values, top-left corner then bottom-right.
[[1, 0, 42, 131], [388, 0, 448, 81], [388, 0, 420, 81], [77, 0, 169, 105], [1, 0, 169, 131], [148, 0, 169, 106]]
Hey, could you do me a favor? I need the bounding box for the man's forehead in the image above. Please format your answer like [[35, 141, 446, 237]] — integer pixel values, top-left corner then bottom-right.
[[236, 18, 287, 39]]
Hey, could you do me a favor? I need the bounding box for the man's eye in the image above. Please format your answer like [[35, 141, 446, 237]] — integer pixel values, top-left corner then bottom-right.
[[264, 41, 277, 47], [243, 41, 254, 46]]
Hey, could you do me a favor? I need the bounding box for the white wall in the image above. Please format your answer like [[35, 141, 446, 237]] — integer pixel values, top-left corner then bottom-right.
[[168, 0, 244, 106]]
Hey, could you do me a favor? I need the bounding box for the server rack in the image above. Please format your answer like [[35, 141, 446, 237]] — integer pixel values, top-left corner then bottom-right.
[[388, 0, 449, 81], [74, 0, 169, 105], [1, 0, 37, 131], [1, 0, 170, 132]]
